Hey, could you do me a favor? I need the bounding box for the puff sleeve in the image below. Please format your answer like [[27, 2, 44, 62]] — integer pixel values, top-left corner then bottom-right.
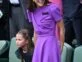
[[49, 4, 62, 22]]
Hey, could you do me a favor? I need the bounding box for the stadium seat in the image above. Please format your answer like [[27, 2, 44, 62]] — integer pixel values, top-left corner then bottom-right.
[[9, 37, 21, 62], [0, 40, 10, 62], [0, 58, 8, 62], [73, 46, 82, 62], [61, 42, 74, 62]]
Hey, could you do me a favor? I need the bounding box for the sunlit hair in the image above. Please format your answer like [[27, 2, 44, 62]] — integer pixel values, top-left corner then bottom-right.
[[17, 29, 33, 62], [27, 0, 50, 12]]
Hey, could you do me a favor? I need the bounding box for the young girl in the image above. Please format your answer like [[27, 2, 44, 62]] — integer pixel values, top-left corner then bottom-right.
[[16, 29, 34, 62], [27, 0, 65, 62]]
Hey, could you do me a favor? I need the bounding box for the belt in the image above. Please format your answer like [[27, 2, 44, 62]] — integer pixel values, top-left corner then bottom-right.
[[11, 4, 20, 7]]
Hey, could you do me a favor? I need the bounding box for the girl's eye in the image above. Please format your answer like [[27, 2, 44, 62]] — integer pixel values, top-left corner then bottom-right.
[[19, 39, 22, 41]]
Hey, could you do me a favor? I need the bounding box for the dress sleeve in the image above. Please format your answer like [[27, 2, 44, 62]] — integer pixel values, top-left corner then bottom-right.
[[27, 10, 32, 22], [50, 4, 62, 22]]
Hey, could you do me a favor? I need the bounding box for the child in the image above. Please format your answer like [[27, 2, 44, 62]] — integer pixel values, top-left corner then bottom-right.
[[27, 0, 65, 62], [16, 29, 34, 62]]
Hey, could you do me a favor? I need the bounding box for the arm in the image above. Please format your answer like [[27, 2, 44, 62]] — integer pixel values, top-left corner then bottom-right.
[[33, 31, 37, 47], [56, 19, 65, 52]]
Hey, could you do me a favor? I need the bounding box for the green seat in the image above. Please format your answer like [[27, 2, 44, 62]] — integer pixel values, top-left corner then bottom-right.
[[0, 40, 9, 55], [61, 42, 74, 62], [73, 46, 82, 62], [0, 58, 8, 62], [0, 40, 10, 62], [9, 37, 21, 62]]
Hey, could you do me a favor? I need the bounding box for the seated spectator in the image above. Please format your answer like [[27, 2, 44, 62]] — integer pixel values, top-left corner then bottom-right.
[[15, 29, 34, 62]]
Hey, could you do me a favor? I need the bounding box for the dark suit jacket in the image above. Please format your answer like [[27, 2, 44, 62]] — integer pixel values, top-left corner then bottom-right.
[[2, 0, 10, 16], [19, 0, 29, 21], [0, 0, 10, 40], [62, 0, 80, 18], [0, 0, 10, 20]]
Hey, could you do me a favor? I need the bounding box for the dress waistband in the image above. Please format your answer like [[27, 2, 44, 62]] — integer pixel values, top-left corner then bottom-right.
[[37, 34, 56, 37]]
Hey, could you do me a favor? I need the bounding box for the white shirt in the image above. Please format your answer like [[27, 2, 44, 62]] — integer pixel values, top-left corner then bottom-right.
[[10, 0, 19, 4]]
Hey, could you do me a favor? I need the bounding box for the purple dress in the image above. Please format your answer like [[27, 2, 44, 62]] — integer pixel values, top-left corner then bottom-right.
[[27, 3, 62, 62]]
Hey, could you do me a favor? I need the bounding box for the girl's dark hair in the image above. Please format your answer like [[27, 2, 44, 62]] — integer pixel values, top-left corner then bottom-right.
[[28, 0, 50, 12], [17, 29, 33, 62]]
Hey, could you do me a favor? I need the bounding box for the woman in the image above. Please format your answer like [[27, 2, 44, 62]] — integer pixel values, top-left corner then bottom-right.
[[27, 0, 65, 62]]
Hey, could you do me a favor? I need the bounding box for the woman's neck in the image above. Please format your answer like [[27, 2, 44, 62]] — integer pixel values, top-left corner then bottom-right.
[[36, 3, 44, 8]]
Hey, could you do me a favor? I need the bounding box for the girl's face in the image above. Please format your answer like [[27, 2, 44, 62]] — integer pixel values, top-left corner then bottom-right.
[[33, 0, 45, 7], [16, 33, 28, 48]]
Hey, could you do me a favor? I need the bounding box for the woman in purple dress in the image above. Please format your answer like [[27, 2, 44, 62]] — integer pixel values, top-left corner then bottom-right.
[[27, 0, 65, 62]]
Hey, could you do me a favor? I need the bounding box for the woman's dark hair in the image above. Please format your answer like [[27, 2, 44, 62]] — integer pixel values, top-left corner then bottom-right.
[[17, 29, 34, 62], [28, 0, 50, 12]]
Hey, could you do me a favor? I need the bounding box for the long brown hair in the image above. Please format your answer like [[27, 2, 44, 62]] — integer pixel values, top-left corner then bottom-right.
[[17, 29, 33, 62], [27, 0, 50, 12]]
